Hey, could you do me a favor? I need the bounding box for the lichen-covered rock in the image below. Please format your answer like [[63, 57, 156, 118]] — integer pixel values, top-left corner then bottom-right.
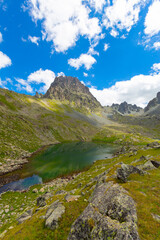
[[17, 209, 33, 224], [68, 182, 140, 240], [117, 163, 144, 182], [37, 196, 46, 207], [137, 161, 156, 171], [45, 200, 65, 230]]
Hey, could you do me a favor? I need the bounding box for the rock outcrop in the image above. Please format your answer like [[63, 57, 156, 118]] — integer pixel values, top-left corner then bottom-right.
[[68, 182, 140, 240], [17, 209, 33, 224], [112, 102, 142, 115], [44, 76, 101, 111], [116, 163, 144, 183], [45, 200, 65, 230]]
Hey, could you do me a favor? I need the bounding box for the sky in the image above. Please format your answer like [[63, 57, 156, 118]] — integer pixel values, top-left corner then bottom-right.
[[0, 0, 160, 107]]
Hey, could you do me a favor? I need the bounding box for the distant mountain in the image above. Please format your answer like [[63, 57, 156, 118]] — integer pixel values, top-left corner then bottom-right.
[[111, 101, 143, 115], [144, 92, 160, 112], [44, 76, 101, 112]]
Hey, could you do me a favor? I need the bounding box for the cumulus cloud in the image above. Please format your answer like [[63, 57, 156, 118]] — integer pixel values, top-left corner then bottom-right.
[[153, 41, 160, 50], [90, 63, 160, 108], [152, 63, 160, 72], [104, 43, 110, 51], [26, 0, 102, 52], [28, 35, 40, 45], [103, 0, 146, 35], [15, 78, 33, 93], [0, 51, 12, 69], [27, 69, 56, 92], [68, 54, 96, 70], [88, 0, 106, 12], [144, 0, 160, 36], [0, 32, 3, 43]]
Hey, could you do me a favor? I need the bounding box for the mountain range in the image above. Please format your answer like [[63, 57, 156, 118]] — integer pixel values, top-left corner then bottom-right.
[[0, 76, 160, 240]]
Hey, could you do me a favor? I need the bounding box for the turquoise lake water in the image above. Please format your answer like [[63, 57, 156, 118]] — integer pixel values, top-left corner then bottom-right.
[[0, 142, 118, 193]]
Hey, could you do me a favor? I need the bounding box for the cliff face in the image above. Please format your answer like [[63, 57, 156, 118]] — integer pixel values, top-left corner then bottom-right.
[[44, 76, 101, 111]]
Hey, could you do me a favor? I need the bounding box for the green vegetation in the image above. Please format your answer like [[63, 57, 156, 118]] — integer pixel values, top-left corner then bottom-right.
[[0, 87, 160, 239], [0, 147, 159, 240]]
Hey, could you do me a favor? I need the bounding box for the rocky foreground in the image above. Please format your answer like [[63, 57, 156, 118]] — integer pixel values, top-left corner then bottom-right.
[[0, 143, 160, 240]]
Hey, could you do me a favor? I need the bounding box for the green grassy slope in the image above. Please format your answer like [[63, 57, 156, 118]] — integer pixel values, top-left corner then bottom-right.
[[0, 146, 159, 240], [0, 88, 99, 163]]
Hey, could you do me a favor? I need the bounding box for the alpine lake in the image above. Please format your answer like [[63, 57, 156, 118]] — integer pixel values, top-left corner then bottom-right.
[[0, 142, 119, 193]]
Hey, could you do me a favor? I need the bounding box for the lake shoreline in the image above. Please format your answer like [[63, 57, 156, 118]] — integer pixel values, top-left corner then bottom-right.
[[0, 142, 60, 188], [0, 142, 118, 193]]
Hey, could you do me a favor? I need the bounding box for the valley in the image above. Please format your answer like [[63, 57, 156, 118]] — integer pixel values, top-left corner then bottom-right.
[[0, 76, 159, 240]]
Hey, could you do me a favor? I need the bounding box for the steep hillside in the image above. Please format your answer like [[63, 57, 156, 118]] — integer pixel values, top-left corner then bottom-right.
[[0, 87, 101, 164]]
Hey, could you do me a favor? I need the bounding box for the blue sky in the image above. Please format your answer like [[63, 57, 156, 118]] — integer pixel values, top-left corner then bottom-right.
[[0, 0, 160, 107]]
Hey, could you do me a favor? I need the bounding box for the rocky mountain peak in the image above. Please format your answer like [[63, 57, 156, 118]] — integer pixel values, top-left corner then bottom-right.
[[44, 76, 101, 111], [144, 92, 160, 112], [111, 101, 142, 115]]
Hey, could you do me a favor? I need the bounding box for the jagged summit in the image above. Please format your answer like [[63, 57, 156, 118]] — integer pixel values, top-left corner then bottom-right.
[[111, 101, 143, 115], [144, 92, 160, 112], [44, 76, 101, 111]]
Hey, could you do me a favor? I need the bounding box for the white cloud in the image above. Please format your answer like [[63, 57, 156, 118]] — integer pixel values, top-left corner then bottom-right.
[[110, 29, 119, 37], [88, 0, 106, 12], [144, 0, 160, 36], [68, 54, 96, 70], [0, 32, 3, 43], [26, 0, 102, 52], [57, 72, 65, 77], [103, 0, 146, 35], [90, 64, 160, 107], [15, 78, 33, 93], [152, 63, 160, 72], [0, 51, 12, 69], [27, 69, 55, 92], [153, 41, 160, 50], [83, 72, 88, 77], [28, 35, 40, 45], [104, 43, 110, 51]]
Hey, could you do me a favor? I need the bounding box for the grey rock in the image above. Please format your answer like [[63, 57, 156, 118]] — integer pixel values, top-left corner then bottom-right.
[[137, 161, 156, 171], [117, 163, 144, 183], [45, 200, 65, 230], [37, 196, 46, 207], [151, 160, 160, 168], [17, 209, 33, 224], [68, 182, 140, 240]]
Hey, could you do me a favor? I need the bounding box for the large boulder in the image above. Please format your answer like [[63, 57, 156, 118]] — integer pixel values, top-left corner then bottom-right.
[[117, 163, 144, 182], [45, 200, 65, 230], [68, 182, 140, 240]]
